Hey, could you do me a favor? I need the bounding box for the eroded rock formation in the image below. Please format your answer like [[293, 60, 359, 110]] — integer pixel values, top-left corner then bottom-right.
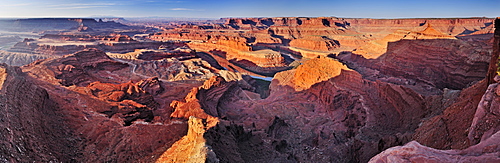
[[16, 49, 209, 162], [370, 76, 500, 162], [158, 57, 441, 162], [369, 139, 500, 163], [0, 64, 77, 162], [156, 116, 219, 163], [334, 37, 491, 95], [370, 17, 500, 163]]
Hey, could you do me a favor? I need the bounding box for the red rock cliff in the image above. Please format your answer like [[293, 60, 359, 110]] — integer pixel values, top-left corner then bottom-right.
[[0, 64, 76, 162], [369, 17, 500, 163]]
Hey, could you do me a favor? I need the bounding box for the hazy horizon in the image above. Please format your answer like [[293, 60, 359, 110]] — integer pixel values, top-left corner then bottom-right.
[[0, 0, 499, 19], [0, 16, 497, 20]]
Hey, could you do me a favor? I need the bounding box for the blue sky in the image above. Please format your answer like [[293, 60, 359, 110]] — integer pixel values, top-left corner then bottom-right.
[[0, 0, 499, 18]]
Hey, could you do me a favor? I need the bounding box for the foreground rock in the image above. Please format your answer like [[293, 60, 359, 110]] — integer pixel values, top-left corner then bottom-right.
[[369, 138, 500, 163], [371, 81, 500, 162], [412, 80, 487, 149], [0, 64, 76, 162]]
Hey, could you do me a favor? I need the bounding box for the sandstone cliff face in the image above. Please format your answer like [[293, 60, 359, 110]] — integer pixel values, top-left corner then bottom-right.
[[370, 17, 500, 163], [288, 36, 340, 51], [186, 42, 289, 75], [156, 116, 219, 163], [412, 80, 488, 150], [468, 76, 500, 145], [335, 38, 491, 95], [370, 77, 500, 162], [379, 39, 489, 90], [369, 139, 500, 163], [274, 56, 348, 91], [154, 30, 279, 69], [0, 64, 76, 162], [346, 18, 493, 35]]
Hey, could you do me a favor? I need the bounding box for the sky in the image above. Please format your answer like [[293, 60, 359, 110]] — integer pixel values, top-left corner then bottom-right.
[[0, 0, 499, 19]]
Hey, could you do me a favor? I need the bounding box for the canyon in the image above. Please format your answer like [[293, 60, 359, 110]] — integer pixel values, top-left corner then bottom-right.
[[0, 16, 498, 162]]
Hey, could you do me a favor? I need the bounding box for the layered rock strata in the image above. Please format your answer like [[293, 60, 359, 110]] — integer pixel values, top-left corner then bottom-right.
[[0, 64, 76, 162], [370, 17, 500, 163], [334, 38, 491, 95]]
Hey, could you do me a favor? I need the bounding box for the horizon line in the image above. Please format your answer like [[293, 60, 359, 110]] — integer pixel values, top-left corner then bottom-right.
[[0, 16, 496, 20]]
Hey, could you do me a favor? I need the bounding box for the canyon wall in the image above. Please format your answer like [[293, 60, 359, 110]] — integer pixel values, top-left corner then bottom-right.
[[151, 17, 493, 73], [370, 17, 500, 163], [0, 64, 76, 162]]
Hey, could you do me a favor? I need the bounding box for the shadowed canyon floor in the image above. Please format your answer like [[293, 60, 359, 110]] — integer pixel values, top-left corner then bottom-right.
[[0, 17, 499, 162]]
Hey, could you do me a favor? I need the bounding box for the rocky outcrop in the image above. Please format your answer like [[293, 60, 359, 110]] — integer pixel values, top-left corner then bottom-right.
[[40, 34, 135, 42], [0, 64, 76, 162], [106, 45, 224, 82], [273, 56, 348, 91], [267, 17, 350, 39], [156, 116, 219, 163], [222, 17, 492, 36], [487, 18, 500, 84], [0, 65, 6, 90], [468, 76, 500, 145], [370, 78, 500, 162], [187, 42, 289, 75], [75, 80, 159, 126], [22, 48, 129, 86], [169, 76, 253, 119], [151, 35, 260, 63], [354, 24, 459, 58], [150, 17, 493, 75], [412, 80, 488, 149], [369, 139, 500, 163], [154, 35, 290, 72]]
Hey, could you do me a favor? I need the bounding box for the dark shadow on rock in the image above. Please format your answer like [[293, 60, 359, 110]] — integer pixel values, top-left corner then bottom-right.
[[332, 38, 490, 95]]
